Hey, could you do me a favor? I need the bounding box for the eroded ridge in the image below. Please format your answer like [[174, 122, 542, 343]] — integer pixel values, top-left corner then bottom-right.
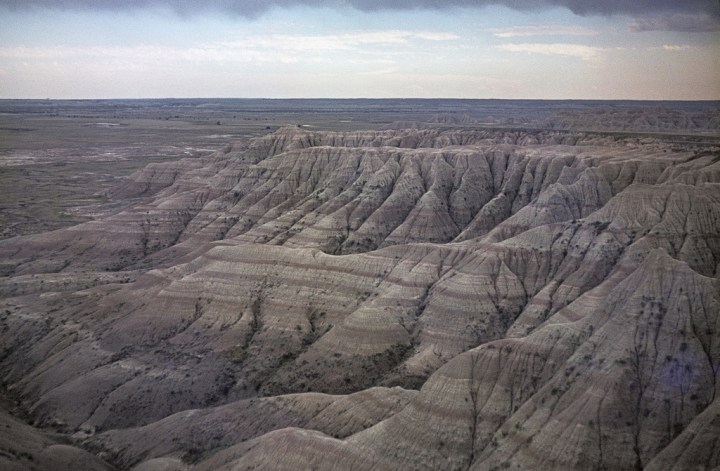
[[1, 126, 719, 471]]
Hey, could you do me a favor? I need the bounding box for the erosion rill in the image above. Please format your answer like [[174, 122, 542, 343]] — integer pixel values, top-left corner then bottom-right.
[[1, 125, 719, 470]]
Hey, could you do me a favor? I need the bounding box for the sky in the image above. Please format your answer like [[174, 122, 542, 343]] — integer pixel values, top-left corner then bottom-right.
[[0, 0, 718, 99]]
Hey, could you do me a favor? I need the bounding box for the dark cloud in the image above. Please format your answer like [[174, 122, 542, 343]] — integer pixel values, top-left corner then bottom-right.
[[1, 0, 718, 20]]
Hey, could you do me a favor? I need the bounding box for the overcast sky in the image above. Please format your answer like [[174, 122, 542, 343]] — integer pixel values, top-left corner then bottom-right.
[[1, 0, 718, 99]]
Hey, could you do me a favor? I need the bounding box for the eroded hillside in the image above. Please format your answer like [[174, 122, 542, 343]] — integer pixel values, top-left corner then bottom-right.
[[1, 125, 719, 470]]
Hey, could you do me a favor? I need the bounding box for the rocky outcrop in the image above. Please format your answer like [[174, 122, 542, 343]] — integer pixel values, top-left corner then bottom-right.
[[0, 406, 112, 471], [1, 126, 719, 470], [87, 386, 416, 469]]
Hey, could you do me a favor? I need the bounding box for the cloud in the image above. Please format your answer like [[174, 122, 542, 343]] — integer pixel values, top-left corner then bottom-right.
[[1, 0, 718, 19], [213, 30, 458, 54], [489, 25, 598, 38], [496, 42, 609, 60], [661, 44, 692, 51], [628, 13, 720, 32], [0, 44, 271, 63], [0, 29, 457, 64]]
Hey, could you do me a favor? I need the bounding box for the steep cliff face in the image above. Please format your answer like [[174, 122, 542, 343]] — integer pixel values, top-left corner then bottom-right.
[[1, 126, 719, 470]]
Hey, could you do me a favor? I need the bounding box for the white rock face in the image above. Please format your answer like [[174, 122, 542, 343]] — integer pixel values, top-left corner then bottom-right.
[[1, 126, 719, 470]]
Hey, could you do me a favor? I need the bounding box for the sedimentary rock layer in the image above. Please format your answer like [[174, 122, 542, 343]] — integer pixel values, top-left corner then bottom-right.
[[1, 126, 719, 470]]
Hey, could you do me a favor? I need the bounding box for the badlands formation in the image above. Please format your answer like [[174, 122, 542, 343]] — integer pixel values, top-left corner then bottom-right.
[[1, 123, 720, 470]]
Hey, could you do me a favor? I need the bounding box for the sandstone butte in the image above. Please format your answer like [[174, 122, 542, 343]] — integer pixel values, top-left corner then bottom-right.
[[1, 126, 719, 470]]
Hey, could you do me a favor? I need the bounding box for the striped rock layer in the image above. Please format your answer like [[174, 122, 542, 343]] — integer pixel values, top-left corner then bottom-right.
[[1, 126, 719, 470]]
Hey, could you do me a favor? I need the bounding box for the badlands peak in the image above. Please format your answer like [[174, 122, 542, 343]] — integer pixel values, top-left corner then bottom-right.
[[0, 126, 718, 471]]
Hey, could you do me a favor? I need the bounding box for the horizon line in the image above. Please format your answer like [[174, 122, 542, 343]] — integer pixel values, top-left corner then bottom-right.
[[1, 97, 719, 103]]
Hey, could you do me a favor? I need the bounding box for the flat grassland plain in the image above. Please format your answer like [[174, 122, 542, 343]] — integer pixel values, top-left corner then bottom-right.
[[1, 99, 719, 471]]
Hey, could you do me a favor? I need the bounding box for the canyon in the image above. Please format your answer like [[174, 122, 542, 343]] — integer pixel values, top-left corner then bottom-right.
[[1, 100, 719, 470]]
